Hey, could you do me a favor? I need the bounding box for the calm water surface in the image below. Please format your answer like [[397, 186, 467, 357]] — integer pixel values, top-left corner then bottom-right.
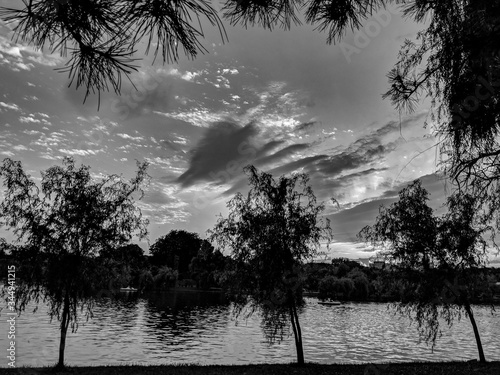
[[2, 291, 499, 367]]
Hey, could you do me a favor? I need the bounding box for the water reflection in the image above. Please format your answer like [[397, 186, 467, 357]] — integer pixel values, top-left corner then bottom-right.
[[302, 302, 500, 363], [142, 291, 231, 356], [2, 294, 499, 367]]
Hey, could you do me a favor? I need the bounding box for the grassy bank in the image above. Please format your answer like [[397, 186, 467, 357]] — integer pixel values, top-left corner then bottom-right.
[[5, 362, 500, 375]]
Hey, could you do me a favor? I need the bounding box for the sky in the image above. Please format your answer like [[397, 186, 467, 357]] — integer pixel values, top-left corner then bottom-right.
[[0, 2, 498, 266]]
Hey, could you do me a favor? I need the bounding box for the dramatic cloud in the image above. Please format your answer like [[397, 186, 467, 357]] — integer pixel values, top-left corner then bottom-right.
[[177, 121, 259, 187]]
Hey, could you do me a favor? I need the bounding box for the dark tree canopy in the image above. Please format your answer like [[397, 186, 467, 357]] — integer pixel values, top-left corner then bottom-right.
[[380, 1, 500, 232], [149, 229, 203, 277], [0, 157, 149, 368], [100, 243, 145, 265], [99, 243, 147, 289], [209, 165, 333, 365], [189, 239, 227, 289]]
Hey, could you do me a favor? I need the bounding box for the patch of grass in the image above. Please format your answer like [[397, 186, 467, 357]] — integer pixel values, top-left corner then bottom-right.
[[5, 361, 500, 375]]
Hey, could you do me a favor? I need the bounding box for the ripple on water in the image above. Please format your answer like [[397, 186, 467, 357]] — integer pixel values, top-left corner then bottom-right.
[[3, 297, 500, 367]]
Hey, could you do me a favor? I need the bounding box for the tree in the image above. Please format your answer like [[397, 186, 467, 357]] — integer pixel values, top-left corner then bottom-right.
[[358, 179, 492, 362], [189, 239, 227, 289], [0, 157, 149, 369], [347, 268, 370, 300], [99, 243, 147, 288], [379, 1, 500, 235], [208, 165, 333, 365], [318, 275, 337, 300], [149, 230, 203, 278], [153, 265, 178, 289]]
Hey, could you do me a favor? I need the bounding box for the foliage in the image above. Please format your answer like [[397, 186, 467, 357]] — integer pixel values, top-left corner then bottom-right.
[[379, 1, 500, 234], [320, 277, 355, 300], [209, 165, 333, 364], [153, 265, 178, 289], [358, 179, 492, 362], [0, 0, 394, 102], [318, 275, 337, 300], [0, 156, 149, 368], [189, 240, 228, 289], [0, 0, 227, 103], [137, 268, 154, 291], [149, 230, 203, 278], [99, 243, 147, 289], [347, 268, 370, 299]]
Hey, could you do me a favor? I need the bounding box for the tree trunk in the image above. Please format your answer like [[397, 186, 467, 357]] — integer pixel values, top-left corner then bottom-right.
[[57, 293, 71, 369], [464, 302, 486, 363], [289, 303, 305, 365]]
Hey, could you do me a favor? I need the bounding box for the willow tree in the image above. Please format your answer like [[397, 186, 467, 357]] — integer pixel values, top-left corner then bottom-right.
[[209, 165, 333, 365], [358, 179, 493, 362], [381, 1, 500, 235], [0, 157, 149, 369]]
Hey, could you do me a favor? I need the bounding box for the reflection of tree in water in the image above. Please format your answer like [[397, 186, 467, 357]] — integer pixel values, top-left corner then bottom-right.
[[81, 294, 144, 345], [143, 291, 231, 349]]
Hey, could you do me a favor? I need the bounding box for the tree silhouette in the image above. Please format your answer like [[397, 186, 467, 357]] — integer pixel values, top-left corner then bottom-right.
[[209, 165, 333, 365], [189, 239, 227, 289], [0, 156, 149, 369], [99, 243, 147, 289], [358, 179, 493, 362], [149, 229, 202, 278], [381, 1, 500, 231]]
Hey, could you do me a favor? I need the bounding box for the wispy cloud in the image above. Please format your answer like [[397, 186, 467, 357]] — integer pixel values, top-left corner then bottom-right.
[[0, 101, 20, 111], [117, 133, 144, 142], [59, 148, 103, 156], [0, 34, 63, 72]]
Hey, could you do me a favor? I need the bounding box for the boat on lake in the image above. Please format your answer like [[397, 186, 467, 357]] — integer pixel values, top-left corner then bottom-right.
[[119, 286, 138, 292], [318, 300, 342, 306]]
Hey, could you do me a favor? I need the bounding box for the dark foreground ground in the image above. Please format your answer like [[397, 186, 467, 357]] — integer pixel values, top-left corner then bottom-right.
[[4, 362, 500, 375]]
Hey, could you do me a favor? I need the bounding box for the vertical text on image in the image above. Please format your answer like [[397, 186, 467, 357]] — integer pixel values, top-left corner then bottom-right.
[[6, 265, 16, 368]]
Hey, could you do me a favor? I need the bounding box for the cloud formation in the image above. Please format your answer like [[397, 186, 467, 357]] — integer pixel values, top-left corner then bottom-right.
[[177, 121, 259, 187]]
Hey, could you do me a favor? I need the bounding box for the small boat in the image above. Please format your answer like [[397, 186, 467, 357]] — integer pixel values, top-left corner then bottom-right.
[[318, 300, 342, 306], [119, 286, 138, 292]]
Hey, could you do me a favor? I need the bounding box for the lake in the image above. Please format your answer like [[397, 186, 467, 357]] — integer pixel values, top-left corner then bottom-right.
[[2, 291, 499, 367]]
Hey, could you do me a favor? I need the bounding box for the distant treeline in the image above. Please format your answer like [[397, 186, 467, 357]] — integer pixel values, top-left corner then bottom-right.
[[1, 233, 499, 303], [304, 259, 500, 304]]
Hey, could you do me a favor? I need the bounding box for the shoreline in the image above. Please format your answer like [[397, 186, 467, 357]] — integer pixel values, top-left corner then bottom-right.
[[3, 361, 500, 374]]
